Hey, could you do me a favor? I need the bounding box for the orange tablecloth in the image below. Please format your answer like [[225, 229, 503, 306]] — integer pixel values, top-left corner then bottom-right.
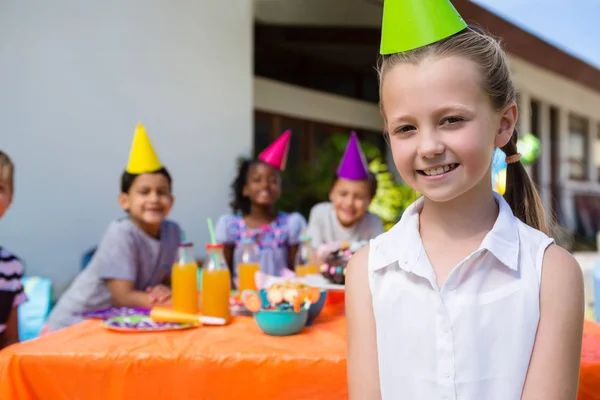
[[0, 315, 347, 400], [579, 320, 600, 400], [2, 315, 600, 399]]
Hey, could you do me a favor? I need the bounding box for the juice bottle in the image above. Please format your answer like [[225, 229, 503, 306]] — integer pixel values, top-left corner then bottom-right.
[[295, 233, 318, 276], [171, 242, 199, 314], [237, 237, 260, 293], [201, 243, 232, 324]]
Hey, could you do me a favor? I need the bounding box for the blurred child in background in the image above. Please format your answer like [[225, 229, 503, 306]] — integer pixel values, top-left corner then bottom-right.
[[46, 124, 181, 331], [308, 133, 383, 263], [216, 130, 306, 283], [0, 151, 27, 349]]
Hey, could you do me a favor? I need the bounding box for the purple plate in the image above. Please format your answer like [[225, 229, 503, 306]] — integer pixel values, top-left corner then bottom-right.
[[103, 316, 197, 332], [77, 307, 150, 320]]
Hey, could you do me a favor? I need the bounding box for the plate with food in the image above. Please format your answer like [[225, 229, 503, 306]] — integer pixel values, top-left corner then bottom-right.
[[103, 315, 197, 332]]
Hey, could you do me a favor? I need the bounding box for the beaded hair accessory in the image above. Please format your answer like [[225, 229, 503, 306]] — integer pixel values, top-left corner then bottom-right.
[[505, 153, 522, 164]]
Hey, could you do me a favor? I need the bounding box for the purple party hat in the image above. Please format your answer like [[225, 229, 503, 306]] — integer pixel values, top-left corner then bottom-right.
[[337, 132, 369, 180]]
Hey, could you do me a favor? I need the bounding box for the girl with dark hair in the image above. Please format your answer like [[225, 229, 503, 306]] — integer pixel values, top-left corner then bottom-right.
[[215, 131, 306, 284]]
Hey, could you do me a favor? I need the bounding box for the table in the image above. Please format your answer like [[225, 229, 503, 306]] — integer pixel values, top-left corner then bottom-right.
[[0, 314, 347, 400], [579, 320, 600, 400], [2, 314, 600, 399]]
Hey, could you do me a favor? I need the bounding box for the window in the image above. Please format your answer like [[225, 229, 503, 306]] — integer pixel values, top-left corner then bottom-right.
[[254, 25, 379, 104], [254, 111, 386, 166], [529, 100, 541, 184], [568, 114, 589, 180]]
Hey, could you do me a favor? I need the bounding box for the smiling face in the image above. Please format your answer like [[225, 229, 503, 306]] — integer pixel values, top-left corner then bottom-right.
[[243, 162, 281, 207], [118, 172, 174, 235], [381, 55, 516, 203], [329, 177, 372, 227]]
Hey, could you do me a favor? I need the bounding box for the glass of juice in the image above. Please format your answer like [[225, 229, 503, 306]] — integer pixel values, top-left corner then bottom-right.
[[237, 237, 260, 293], [295, 233, 317, 277], [201, 243, 231, 324], [172, 242, 199, 314]]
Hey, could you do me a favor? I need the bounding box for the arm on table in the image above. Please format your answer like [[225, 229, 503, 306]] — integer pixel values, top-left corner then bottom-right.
[[521, 244, 585, 400], [346, 245, 381, 400], [0, 307, 19, 350], [107, 279, 171, 309]]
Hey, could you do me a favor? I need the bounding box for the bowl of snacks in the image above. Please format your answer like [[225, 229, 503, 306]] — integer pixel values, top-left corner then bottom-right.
[[242, 281, 322, 336], [306, 290, 328, 326]]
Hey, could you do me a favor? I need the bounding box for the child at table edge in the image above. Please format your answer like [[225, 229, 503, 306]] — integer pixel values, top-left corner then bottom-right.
[[0, 151, 27, 349], [215, 130, 306, 282], [45, 124, 181, 332], [307, 132, 384, 265]]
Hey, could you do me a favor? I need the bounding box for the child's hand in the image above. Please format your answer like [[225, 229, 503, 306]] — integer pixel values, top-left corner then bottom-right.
[[146, 284, 171, 304]]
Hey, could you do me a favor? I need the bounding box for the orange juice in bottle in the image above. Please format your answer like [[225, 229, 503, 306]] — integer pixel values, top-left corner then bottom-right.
[[295, 233, 318, 276], [171, 241, 199, 314], [201, 243, 231, 324], [237, 237, 260, 293]]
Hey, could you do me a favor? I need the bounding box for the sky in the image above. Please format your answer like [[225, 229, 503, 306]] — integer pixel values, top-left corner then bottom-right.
[[471, 0, 600, 69]]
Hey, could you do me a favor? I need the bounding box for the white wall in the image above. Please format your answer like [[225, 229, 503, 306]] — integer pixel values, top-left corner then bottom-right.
[[0, 0, 253, 296]]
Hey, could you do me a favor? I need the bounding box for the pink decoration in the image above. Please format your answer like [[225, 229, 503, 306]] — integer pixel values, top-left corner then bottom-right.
[[258, 130, 291, 171]]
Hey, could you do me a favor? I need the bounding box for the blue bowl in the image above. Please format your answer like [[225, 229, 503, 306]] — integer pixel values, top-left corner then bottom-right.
[[306, 290, 328, 326], [257, 288, 327, 326], [254, 308, 308, 336], [258, 289, 270, 308]]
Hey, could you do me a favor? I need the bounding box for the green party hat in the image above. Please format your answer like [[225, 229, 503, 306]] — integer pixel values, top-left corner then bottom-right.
[[380, 0, 468, 55]]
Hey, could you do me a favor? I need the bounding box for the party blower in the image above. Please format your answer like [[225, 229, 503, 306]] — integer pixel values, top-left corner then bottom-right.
[[149, 307, 226, 326]]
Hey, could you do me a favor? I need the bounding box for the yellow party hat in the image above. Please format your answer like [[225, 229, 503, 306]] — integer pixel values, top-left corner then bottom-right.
[[126, 123, 162, 174]]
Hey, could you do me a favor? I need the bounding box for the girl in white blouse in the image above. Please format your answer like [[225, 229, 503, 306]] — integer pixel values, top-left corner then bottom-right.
[[346, 2, 584, 399]]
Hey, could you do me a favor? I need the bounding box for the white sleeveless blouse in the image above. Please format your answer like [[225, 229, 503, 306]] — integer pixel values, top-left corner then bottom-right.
[[368, 193, 554, 400]]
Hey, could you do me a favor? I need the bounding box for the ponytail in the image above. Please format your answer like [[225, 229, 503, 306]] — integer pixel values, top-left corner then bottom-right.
[[500, 129, 551, 235]]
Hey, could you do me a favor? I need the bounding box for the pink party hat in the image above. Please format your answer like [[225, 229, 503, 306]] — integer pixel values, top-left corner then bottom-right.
[[337, 132, 369, 180], [258, 130, 291, 171]]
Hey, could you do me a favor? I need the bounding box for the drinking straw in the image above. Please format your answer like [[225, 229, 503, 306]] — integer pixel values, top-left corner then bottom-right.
[[180, 229, 187, 244], [207, 218, 217, 244], [206, 218, 220, 268]]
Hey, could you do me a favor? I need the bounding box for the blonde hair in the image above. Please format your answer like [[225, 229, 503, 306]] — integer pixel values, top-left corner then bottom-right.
[[377, 27, 549, 234], [0, 151, 14, 194]]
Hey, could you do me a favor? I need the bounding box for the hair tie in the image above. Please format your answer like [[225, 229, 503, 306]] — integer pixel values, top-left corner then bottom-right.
[[505, 153, 522, 164]]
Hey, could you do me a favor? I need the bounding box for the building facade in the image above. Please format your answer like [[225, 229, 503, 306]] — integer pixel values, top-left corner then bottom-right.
[[2, 0, 599, 296], [0, 0, 254, 294], [254, 0, 600, 241]]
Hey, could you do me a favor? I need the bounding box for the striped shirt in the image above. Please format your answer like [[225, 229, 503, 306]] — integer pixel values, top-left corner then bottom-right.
[[0, 247, 27, 334]]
